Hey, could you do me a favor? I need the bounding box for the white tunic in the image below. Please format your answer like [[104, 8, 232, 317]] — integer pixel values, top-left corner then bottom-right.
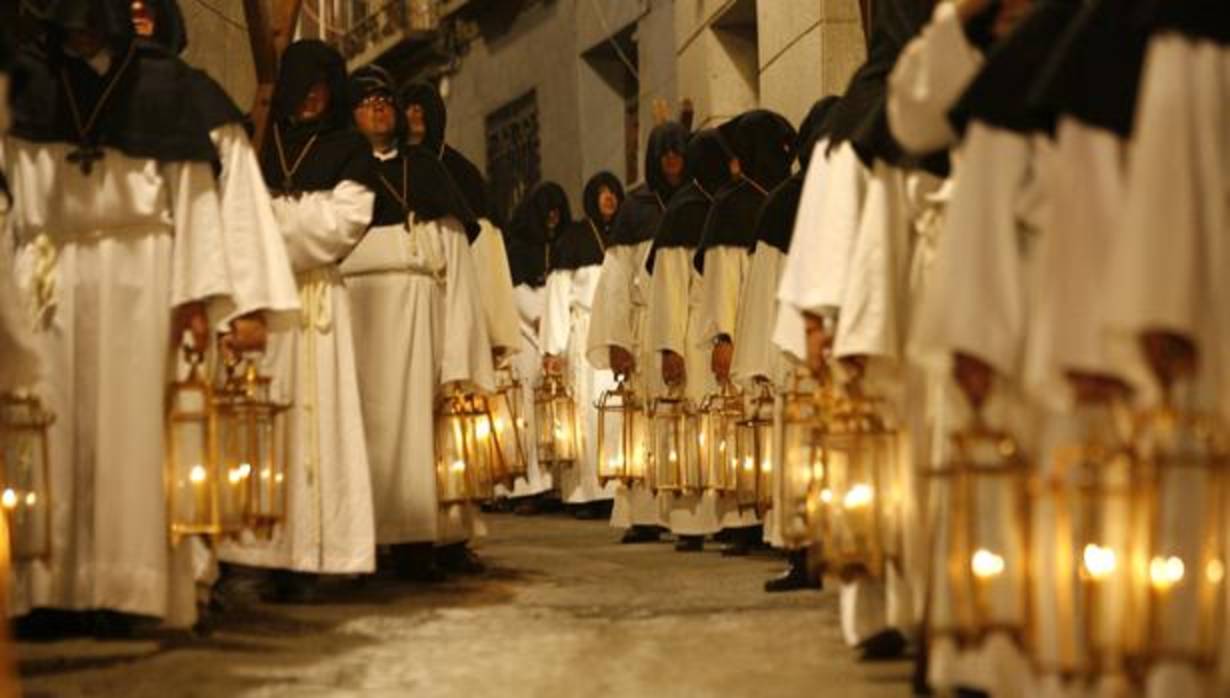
[[730, 244, 790, 389], [587, 241, 662, 528], [220, 179, 377, 573], [646, 247, 722, 536], [3, 137, 234, 624], [540, 263, 617, 504], [500, 283, 554, 498], [342, 205, 495, 546], [470, 219, 522, 353]]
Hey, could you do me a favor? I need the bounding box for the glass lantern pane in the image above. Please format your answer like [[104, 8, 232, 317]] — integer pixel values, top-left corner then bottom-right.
[[171, 420, 212, 529], [436, 413, 471, 504], [0, 425, 49, 559], [216, 406, 250, 531]]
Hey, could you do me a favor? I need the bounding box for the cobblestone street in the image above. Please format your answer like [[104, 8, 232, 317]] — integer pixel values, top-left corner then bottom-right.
[[18, 515, 913, 697]]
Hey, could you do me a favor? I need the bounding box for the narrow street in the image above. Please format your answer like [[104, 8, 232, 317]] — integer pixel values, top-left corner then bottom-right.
[[18, 515, 912, 697]]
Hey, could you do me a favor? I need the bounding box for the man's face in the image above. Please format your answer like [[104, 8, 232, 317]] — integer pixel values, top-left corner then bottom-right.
[[406, 103, 427, 145], [353, 93, 396, 144], [597, 185, 619, 221], [296, 81, 331, 122], [64, 28, 107, 59], [728, 157, 742, 179], [660, 150, 684, 186], [547, 208, 561, 230], [131, 0, 155, 37]]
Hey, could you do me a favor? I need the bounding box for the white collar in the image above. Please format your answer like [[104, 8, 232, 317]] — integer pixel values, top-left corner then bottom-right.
[[373, 146, 399, 161]]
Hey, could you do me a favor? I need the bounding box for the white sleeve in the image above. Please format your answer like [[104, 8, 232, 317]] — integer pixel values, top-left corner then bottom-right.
[[647, 248, 693, 357], [585, 248, 630, 368], [777, 143, 868, 316], [731, 245, 784, 385], [162, 158, 235, 323], [470, 220, 522, 352], [698, 246, 749, 346], [209, 123, 300, 329], [538, 268, 573, 356], [887, 2, 983, 155], [272, 180, 375, 272], [440, 218, 496, 391]]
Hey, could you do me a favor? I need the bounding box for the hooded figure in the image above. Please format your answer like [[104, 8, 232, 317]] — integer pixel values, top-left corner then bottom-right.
[[538, 172, 627, 516], [337, 62, 495, 579], [587, 122, 687, 541], [218, 39, 378, 600], [2, 0, 241, 628], [644, 128, 735, 551]]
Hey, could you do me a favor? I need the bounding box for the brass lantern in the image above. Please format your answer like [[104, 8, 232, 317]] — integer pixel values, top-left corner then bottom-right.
[[214, 355, 291, 536], [165, 348, 222, 543], [695, 383, 743, 493], [735, 382, 775, 515], [776, 377, 829, 549], [489, 368, 529, 486], [595, 376, 650, 486], [534, 372, 578, 466], [648, 392, 698, 494], [434, 391, 500, 505], [1130, 406, 1227, 670], [813, 396, 902, 581], [0, 393, 54, 560], [940, 423, 1031, 643]]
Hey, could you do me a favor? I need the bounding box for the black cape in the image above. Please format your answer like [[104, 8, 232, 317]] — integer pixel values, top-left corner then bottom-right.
[[646, 128, 731, 273], [949, 0, 1081, 137], [259, 40, 370, 194], [754, 175, 804, 255], [549, 171, 624, 272], [507, 181, 571, 288], [609, 121, 688, 248], [797, 95, 841, 171]]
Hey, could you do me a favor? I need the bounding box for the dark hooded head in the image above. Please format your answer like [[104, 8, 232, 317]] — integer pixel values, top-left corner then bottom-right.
[[583, 171, 624, 228], [797, 95, 840, 170], [718, 109, 797, 192], [271, 39, 351, 132], [401, 80, 447, 154], [31, 0, 135, 49], [131, 0, 187, 54], [515, 181, 572, 245], [687, 127, 734, 199], [645, 121, 688, 199]]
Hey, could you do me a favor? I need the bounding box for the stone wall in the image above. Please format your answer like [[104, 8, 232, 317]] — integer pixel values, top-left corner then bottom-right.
[[178, 0, 257, 111]]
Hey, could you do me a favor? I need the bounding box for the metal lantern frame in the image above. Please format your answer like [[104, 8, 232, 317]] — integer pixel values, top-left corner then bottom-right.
[[813, 396, 902, 582], [489, 367, 530, 486], [777, 379, 831, 550], [0, 393, 54, 561], [213, 355, 291, 537], [648, 392, 698, 494], [595, 375, 650, 486], [734, 382, 775, 515], [534, 372, 579, 467], [165, 348, 223, 544], [695, 382, 743, 494], [930, 423, 1031, 646], [434, 390, 504, 506], [1129, 406, 1228, 672]]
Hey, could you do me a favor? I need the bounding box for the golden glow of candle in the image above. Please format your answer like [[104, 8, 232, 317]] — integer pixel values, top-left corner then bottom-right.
[[843, 483, 873, 510], [238, 463, 252, 478], [761, 459, 772, 473], [516, 418, 527, 429], [25, 492, 37, 507], [493, 417, 505, 433], [450, 459, 467, 474], [1150, 556, 1185, 590], [1, 489, 16, 510], [476, 418, 491, 440], [718, 439, 726, 453], [189, 465, 208, 484], [971, 549, 1006, 579], [669, 450, 678, 463], [742, 456, 754, 472], [227, 468, 243, 485], [274, 473, 285, 484], [1208, 559, 1226, 585], [819, 488, 833, 504], [698, 432, 706, 447], [261, 467, 272, 481], [1082, 544, 1117, 580]]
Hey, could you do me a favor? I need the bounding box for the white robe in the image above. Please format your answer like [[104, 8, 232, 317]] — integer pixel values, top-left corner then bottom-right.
[[220, 179, 377, 574], [646, 247, 722, 536], [3, 137, 234, 625], [540, 264, 617, 504], [587, 241, 663, 528], [500, 283, 554, 499], [342, 208, 494, 546], [470, 219, 522, 353]]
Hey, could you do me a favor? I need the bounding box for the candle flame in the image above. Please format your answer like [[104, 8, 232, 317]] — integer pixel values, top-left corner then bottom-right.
[[450, 459, 467, 473], [1150, 556, 1185, 590], [1, 489, 16, 510], [189, 465, 208, 484], [25, 492, 37, 507], [1082, 544, 1117, 580], [668, 450, 678, 463], [476, 419, 492, 440], [493, 417, 505, 433], [843, 483, 873, 510], [761, 459, 772, 473], [819, 488, 833, 504], [742, 456, 754, 472], [1208, 559, 1225, 585], [811, 462, 824, 480], [971, 549, 1006, 579]]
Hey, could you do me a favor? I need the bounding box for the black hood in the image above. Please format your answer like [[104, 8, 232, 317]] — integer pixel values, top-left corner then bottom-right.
[[645, 120, 689, 199], [401, 80, 447, 155], [608, 183, 666, 248], [691, 126, 734, 199], [271, 39, 351, 134], [133, 0, 187, 54], [718, 109, 797, 193], [797, 95, 840, 170], [582, 171, 624, 231], [513, 181, 572, 246], [30, 0, 134, 45], [754, 173, 804, 255], [644, 128, 730, 273]]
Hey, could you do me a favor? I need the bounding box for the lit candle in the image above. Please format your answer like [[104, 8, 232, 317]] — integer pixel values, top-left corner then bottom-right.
[[1149, 556, 1185, 590], [971, 549, 1006, 579], [189, 464, 208, 523], [843, 483, 873, 510], [1, 489, 16, 510], [1082, 544, 1117, 580]]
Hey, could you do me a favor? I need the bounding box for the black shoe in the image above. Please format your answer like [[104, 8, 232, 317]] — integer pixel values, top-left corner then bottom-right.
[[263, 571, 321, 604], [674, 535, 704, 552], [514, 499, 541, 516], [858, 629, 909, 661], [90, 610, 140, 639], [954, 690, 990, 698], [438, 544, 486, 575], [620, 525, 662, 544], [764, 551, 822, 592], [391, 543, 448, 582], [13, 609, 88, 641], [721, 541, 751, 557]]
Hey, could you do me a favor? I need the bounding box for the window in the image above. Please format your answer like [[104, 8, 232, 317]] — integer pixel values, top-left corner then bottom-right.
[[485, 90, 542, 225]]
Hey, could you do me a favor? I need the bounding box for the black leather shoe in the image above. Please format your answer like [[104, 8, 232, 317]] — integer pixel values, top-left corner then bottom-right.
[[858, 629, 909, 661], [721, 541, 751, 557], [674, 535, 704, 552], [391, 543, 448, 582], [619, 526, 662, 544], [263, 571, 321, 604], [438, 545, 486, 575]]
